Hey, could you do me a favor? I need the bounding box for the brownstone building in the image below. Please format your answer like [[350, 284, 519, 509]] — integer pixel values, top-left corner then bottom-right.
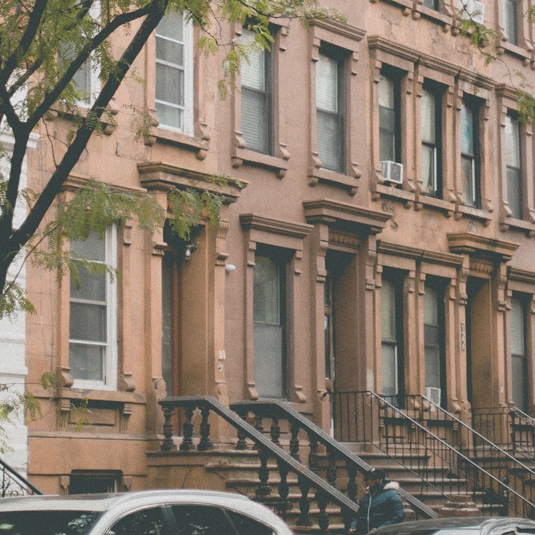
[[14, 0, 535, 518]]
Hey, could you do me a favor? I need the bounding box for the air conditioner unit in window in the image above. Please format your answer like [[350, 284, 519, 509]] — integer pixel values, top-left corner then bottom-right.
[[381, 160, 403, 184], [425, 387, 441, 406]]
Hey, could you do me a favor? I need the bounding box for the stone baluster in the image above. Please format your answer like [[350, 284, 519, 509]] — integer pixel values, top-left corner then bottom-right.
[[277, 460, 290, 517], [198, 405, 213, 451], [327, 449, 337, 488], [180, 405, 195, 451], [347, 462, 358, 503], [297, 475, 311, 526], [308, 435, 319, 474], [256, 449, 271, 498], [316, 490, 329, 535], [270, 416, 281, 446], [289, 421, 301, 461], [161, 405, 177, 451]]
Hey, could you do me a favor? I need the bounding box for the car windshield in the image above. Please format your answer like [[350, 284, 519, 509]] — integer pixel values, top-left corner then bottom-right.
[[0, 511, 101, 535]]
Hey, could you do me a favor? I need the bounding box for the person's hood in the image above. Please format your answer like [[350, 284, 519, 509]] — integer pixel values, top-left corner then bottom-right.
[[383, 481, 400, 491]]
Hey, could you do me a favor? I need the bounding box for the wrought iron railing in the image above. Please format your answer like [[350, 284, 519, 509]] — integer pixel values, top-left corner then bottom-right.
[[510, 407, 535, 459], [0, 458, 41, 497], [332, 391, 535, 518], [231, 399, 436, 520], [159, 396, 360, 533]]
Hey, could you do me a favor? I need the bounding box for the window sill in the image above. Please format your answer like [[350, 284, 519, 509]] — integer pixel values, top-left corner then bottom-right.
[[308, 167, 360, 196], [414, 5, 452, 28], [372, 182, 416, 207], [232, 148, 289, 178], [46, 100, 118, 136], [500, 217, 535, 237], [415, 195, 455, 217], [497, 41, 532, 64], [372, 0, 412, 14], [150, 127, 209, 161], [454, 204, 492, 226], [59, 389, 145, 404]]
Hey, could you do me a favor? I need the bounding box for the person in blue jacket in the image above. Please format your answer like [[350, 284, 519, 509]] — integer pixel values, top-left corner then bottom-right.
[[348, 468, 404, 535]]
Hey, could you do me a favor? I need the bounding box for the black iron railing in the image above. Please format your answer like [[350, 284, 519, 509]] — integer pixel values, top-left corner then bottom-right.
[[231, 399, 436, 520], [159, 396, 360, 533], [510, 407, 535, 459], [0, 458, 41, 497], [332, 391, 535, 518]]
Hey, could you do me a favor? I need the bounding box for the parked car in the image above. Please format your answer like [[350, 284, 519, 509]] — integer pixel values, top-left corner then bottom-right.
[[0, 489, 294, 535], [373, 517, 535, 535]]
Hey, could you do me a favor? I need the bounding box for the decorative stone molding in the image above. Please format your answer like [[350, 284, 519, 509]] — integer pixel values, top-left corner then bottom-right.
[[447, 233, 519, 263]]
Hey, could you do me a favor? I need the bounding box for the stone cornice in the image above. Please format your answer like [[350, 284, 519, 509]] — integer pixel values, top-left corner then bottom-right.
[[303, 198, 390, 235], [456, 68, 495, 91], [239, 214, 313, 240], [367, 35, 420, 64], [495, 83, 519, 102], [309, 18, 366, 44], [508, 267, 535, 285], [377, 242, 465, 268], [447, 232, 518, 261]]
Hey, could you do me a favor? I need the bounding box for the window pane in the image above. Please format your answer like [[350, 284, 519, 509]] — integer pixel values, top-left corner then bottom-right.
[[241, 48, 265, 91], [381, 279, 396, 341], [156, 63, 184, 105], [507, 166, 523, 219], [505, 115, 521, 167], [71, 231, 105, 262], [511, 297, 525, 356], [317, 109, 342, 173], [241, 88, 268, 153], [226, 511, 275, 535], [505, 0, 518, 46], [421, 144, 436, 194], [172, 506, 235, 535], [382, 344, 398, 397], [424, 287, 438, 325], [378, 76, 394, 109], [110, 508, 170, 535], [421, 89, 436, 143], [512, 355, 527, 410], [70, 343, 104, 381], [70, 302, 106, 342], [254, 256, 280, 324], [156, 37, 184, 67], [461, 155, 476, 206], [157, 10, 184, 42], [254, 323, 284, 398], [461, 102, 474, 155], [316, 54, 338, 112], [70, 267, 106, 302], [156, 102, 183, 130], [379, 107, 396, 162]]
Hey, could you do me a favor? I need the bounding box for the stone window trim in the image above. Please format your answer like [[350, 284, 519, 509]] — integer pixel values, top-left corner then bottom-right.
[[369, 36, 418, 207], [143, 21, 210, 160], [368, 0, 455, 30], [495, 0, 534, 63], [230, 21, 290, 178], [308, 19, 365, 195], [496, 84, 535, 236], [414, 62, 458, 216], [452, 71, 494, 226], [240, 213, 313, 404]]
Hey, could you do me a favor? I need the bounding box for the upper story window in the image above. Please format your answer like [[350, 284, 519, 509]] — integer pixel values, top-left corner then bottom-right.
[[421, 84, 443, 197], [69, 229, 117, 389], [460, 98, 481, 208], [423, 0, 440, 10], [503, 0, 519, 46], [510, 296, 528, 411], [457, 0, 485, 24], [240, 29, 274, 155], [316, 49, 346, 174], [505, 113, 523, 219], [155, 10, 194, 135]]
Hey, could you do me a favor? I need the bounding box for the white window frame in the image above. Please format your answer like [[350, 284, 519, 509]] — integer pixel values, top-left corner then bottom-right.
[[69, 227, 118, 390], [155, 11, 194, 136]]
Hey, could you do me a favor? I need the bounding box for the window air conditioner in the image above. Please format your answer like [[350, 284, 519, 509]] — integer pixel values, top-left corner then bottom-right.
[[425, 387, 441, 406], [381, 160, 403, 184]]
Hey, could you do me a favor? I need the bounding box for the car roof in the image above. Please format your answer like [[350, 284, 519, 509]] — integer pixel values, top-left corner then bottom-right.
[[0, 490, 291, 533], [374, 517, 535, 535]]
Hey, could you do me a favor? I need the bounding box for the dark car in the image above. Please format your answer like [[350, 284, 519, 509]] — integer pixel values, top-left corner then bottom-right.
[[0, 489, 294, 535], [373, 517, 535, 535]]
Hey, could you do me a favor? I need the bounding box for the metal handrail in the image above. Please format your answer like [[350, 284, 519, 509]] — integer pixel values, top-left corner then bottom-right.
[[333, 391, 535, 517], [231, 399, 437, 520], [159, 395, 359, 531], [0, 458, 41, 497]]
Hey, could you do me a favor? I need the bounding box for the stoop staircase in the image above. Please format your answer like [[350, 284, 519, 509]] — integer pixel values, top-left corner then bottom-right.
[[148, 395, 535, 535]]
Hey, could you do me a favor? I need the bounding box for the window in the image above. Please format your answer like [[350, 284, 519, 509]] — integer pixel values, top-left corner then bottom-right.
[[421, 85, 443, 197], [505, 113, 523, 219], [69, 229, 117, 388], [241, 29, 274, 155], [457, 0, 485, 24], [511, 296, 528, 411], [316, 49, 346, 173], [504, 0, 519, 46], [109, 508, 170, 535], [69, 470, 119, 494], [379, 73, 402, 165], [460, 99, 480, 208], [423, 0, 440, 10], [253, 247, 288, 398], [60, 2, 100, 106], [424, 284, 446, 407], [381, 275, 404, 404], [171, 506, 235, 535], [155, 10, 193, 134]]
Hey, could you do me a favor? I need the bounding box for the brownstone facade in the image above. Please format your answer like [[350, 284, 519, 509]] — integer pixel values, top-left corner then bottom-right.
[[21, 0, 535, 493]]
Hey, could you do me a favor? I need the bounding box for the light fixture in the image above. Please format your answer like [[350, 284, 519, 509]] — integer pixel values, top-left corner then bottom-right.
[[184, 242, 199, 261], [225, 264, 236, 273]]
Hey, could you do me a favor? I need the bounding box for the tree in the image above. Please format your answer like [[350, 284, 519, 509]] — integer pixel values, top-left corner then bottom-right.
[[0, 0, 343, 318]]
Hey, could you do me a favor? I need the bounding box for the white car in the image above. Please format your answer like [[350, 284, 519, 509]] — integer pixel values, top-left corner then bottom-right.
[[0, 489, 294, 535]]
